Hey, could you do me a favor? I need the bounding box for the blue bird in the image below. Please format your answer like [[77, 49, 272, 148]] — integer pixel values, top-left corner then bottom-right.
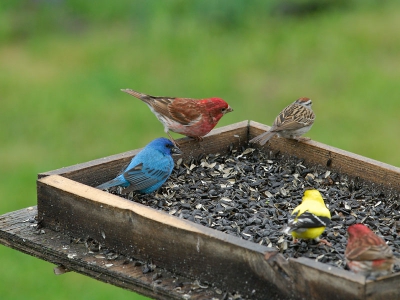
[[96, 137, 181, 194]]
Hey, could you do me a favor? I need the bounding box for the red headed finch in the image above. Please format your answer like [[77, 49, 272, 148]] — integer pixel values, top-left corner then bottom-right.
[[121, 89, 233, 143], [250, 97, 315, 145], [345, 224, 396, 278]]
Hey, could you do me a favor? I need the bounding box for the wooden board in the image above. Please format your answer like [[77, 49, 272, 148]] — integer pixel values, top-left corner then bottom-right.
[[249, 121, 400, 191], [0, 207, 233, 299], [33, 121, 400, 299]]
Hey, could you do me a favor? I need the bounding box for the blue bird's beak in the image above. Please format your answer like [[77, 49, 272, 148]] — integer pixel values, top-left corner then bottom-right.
[[171, 145, 182, 155]]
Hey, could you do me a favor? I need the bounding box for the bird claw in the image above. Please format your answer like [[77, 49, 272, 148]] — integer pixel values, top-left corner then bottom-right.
[[166, 132, 180, 147], [317, 239, 332, 247], [294, 136, 311, 142]]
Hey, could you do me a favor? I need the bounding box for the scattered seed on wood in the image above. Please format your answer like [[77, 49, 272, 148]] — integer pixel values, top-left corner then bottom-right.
[[108, 145, 400, 273]]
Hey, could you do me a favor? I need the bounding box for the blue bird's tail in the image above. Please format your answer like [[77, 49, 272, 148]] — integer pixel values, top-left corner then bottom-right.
[[96, 175, 129, 190]]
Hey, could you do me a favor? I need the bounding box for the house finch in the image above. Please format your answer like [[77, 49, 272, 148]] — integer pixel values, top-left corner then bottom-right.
[[283, 189, 331, 245], [345, 223, 396, 278], [96, 138, 181, 194], [250, 97, 315, 145], [121, 89, 233, 143]]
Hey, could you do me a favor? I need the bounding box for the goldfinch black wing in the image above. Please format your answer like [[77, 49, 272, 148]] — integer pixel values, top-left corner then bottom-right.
[[288, 210, 331, 231]]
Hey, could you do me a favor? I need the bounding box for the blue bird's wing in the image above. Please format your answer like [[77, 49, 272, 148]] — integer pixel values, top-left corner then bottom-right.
[[96, 174, 129, 190], [123, 162, 172, 192], [288, 210, 330, 230]]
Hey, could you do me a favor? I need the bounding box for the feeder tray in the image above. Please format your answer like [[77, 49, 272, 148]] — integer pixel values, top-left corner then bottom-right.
[[1, 120, 399, 300]]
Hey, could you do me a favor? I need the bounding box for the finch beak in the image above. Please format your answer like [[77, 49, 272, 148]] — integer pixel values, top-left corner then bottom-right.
[[225, 106, 233, 114], [171, 146, 182, 155]]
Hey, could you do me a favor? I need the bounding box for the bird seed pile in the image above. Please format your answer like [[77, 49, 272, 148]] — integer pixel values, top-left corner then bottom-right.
[[113, 145, 400, 272]]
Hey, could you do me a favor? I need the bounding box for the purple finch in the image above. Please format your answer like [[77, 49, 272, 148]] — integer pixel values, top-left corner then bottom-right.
[[121, 89, 233, 143], [345, 223, 396, 278]]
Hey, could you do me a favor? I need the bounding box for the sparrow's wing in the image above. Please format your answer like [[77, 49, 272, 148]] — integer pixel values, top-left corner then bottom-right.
[[123, 162, 170, 191], [272, 103, 315, 132]]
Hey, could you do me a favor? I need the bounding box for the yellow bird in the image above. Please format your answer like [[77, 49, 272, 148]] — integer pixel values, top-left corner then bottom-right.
[[283, 189, 331, 245]]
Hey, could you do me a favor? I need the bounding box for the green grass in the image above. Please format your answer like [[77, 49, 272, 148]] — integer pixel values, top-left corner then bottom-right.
[[1, 1, 400, 299]]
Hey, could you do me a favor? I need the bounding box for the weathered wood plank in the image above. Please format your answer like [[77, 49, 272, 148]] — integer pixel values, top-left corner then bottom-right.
[[249, 121, 400, 192], [365, 274, 400, 300], [288, 257, 365, 300], [31, 120, 400, 299], [0, 207, 232, 300], [37, 175, 287, 300]]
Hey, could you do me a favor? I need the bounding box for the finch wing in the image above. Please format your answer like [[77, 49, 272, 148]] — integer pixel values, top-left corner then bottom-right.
[[167, 98, 202, 126], [123, 163, 170, 191], [123, 89, 202, 126], [146, 96, 176, 120], [121, 89, 174, 118], [346, 236, 394, 261], [271, 103, 315, 132], [289, 210, 331, 230]]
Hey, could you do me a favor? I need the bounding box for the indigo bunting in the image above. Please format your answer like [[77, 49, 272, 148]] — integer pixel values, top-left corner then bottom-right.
[[96, 137, 181, 194], [120, 89, 233, 143]]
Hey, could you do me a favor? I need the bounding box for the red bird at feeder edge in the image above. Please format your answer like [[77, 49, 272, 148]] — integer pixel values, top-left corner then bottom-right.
[[345, 223, 398, 278], [121, 89, 233, 143]]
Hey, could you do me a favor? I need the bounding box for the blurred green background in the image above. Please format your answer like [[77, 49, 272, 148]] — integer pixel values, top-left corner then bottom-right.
[[1, 1, 400, 299]]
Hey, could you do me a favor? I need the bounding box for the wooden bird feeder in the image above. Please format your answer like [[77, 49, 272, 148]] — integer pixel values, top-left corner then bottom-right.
[[1, 120, 399, 299]]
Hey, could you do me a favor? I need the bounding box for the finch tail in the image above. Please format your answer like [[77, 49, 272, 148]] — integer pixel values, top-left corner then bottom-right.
[[121, 89, 154, 103], [282, 226, 291, 234], [249, 130, 276, 146], [96, 175, 128, 190]]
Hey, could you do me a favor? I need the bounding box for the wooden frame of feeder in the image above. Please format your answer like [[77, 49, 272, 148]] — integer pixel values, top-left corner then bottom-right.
[[1, 120, 399, 299]]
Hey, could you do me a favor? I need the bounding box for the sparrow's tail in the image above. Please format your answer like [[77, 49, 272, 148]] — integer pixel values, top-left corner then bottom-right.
[[249, 130, 276, 146], [96, 175, 128, 190]]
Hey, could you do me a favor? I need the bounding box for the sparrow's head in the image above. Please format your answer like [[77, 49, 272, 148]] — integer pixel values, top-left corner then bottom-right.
[[295, 97, 312, 108]]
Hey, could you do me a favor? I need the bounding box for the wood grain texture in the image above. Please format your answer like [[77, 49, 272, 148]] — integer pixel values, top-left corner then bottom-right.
[[249, 121, 400, 192], [288, 257, 365, 300], [37, 175, 287, 299], [365, 274, 400, 300], [0, 207, 230, 300]]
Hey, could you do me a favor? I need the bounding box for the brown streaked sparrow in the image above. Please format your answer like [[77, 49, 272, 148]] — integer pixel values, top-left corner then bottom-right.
[[250, 97, 315, 145]]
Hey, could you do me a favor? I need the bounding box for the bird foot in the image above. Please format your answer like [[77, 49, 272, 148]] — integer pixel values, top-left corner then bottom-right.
[[294, 137, 311, 142], [317, 239, 332, 246], [166, 132, 181, 147], [192, 136, 203, 142]]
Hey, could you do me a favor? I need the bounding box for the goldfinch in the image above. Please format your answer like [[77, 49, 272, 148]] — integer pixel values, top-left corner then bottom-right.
[[283, 189, 331, 245]]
